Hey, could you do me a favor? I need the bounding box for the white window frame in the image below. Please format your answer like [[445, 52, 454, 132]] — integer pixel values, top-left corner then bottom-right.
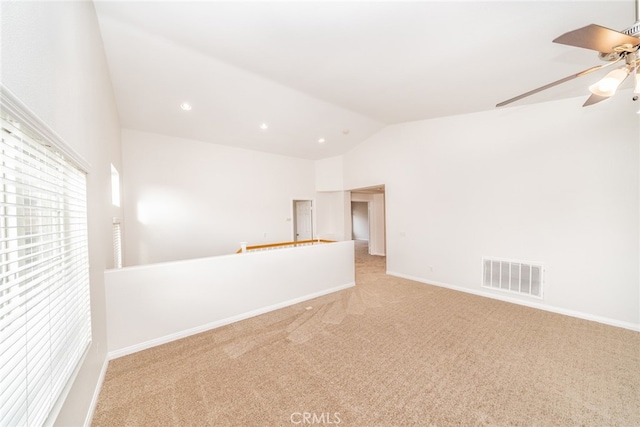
[[110, 164, 120, 207], [0, 86, 92, 426]]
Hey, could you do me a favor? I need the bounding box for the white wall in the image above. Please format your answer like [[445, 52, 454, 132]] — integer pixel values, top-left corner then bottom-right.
[[1, 1, 122, 425], [316, 155, 344, 191], [122, 129, 316, 265], [314, 157, 348, 242], [315, 191, 347, 241], [344, 95, 639, 329], [105, 241, 355, 357]]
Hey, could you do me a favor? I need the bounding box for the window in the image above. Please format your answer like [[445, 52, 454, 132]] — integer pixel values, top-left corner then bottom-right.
[[110, 164, 120, 207], [112, 219, 122, 269], [0, 107, 91, 425]]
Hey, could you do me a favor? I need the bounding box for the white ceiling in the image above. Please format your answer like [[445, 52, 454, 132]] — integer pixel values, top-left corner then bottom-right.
[[94, 1, 636, 160]]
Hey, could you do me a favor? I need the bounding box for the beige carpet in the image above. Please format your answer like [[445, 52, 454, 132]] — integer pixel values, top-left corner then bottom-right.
[[92, 241, 640, 426]]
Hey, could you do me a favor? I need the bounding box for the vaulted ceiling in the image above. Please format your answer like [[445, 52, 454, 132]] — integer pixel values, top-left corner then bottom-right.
[[94, 1, 636, 160]]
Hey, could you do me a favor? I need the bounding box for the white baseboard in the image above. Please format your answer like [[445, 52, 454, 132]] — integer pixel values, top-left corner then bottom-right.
[[108, 282, 356, 360], [387, 271, 640, 332], [84, 357, 109, 427]]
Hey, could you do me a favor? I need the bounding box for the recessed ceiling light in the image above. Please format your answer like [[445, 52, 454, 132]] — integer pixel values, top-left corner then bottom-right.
[[180, 102, 192, 111], [260, 123, 268, 131], [318, 138, 326, 144]]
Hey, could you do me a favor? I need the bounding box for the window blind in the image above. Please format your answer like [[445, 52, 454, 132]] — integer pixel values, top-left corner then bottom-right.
[[0, 116, 91, 426]]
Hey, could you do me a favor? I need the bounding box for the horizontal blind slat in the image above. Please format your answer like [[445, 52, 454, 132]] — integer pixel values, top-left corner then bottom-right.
[[0, 252, 88, 300], [2, 153, 86, 194], [0, 234, 88, 266]]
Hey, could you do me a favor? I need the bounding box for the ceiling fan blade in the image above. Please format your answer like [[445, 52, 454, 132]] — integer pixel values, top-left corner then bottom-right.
[[553, 24, 640, 53], [496, 58, 623, 107], [582, 93, 609, 107]]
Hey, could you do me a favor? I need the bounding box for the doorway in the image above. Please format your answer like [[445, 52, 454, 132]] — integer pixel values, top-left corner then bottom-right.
[[351, 201, 369, 242], [349, 186, 386, 257], [293, 200, 313, 241]]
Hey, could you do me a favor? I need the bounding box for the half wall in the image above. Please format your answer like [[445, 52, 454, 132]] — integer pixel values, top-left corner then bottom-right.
[[105, 241, 355, 358]]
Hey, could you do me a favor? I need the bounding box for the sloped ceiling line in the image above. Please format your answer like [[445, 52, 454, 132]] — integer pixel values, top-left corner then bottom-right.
[[94, 1, 635, 160]]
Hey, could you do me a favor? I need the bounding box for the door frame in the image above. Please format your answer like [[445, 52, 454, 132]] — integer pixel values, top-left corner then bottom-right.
[[291, 198, 316, 241]]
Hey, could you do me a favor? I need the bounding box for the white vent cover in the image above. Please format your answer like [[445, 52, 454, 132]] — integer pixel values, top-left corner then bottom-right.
[[482, 258, 544, 298]]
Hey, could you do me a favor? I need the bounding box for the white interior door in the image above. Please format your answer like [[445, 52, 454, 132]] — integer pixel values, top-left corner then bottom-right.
[[295, 200, 312, 241]]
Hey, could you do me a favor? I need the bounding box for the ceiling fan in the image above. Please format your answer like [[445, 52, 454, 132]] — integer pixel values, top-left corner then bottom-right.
[[497, 1, 640, 108]]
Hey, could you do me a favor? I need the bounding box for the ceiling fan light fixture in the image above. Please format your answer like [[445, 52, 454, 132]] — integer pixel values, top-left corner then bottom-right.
[[589, 68, 630, 97]]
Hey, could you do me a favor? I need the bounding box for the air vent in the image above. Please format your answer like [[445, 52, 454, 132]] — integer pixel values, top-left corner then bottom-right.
[[482, 258, 544, 298]]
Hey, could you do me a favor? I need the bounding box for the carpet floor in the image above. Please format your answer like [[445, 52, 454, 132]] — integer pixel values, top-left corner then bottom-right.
[[92, 241, 640, 426]]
